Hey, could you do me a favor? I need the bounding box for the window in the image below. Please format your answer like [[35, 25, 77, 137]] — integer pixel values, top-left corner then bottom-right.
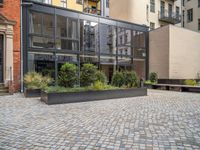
[[0, 0, 3, 6], [150, 0, 155, 12], [168, 4, 172, 18], [106, 0, 109, 8], [182, 0, 184, 6], [160, 1, 165, 16], [176, 6, 180, 19], [198, 19, 200, 31], [187, 9, 193, 22], [61, 0, 66, 8], [182, 10, 185, 27], [76, 0, 82, 5], [150, 22, 155, 30], [198, 0, 200, 7]]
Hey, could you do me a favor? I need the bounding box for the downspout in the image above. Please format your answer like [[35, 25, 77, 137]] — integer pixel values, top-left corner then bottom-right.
[[20, 0, 23, 92]]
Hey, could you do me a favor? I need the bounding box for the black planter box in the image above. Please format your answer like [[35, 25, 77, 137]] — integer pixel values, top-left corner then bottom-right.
[[41, 88, 147, 105], [24, 88, 41, 98], [144, 83, 153, 89]]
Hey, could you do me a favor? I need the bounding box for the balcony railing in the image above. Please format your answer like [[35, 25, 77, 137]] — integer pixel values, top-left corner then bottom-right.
[[83, 7, 101, 15], [158, 10, 181, 24]]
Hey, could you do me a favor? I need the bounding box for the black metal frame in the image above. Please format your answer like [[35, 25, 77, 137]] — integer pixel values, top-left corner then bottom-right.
[[22, 0, 149, 86]]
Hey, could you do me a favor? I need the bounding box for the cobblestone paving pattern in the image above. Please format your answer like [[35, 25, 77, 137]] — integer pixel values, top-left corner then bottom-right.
[[0, 90, 200, 150]]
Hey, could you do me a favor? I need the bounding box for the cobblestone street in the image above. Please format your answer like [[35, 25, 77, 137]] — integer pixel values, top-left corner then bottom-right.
[[0, 90, 200, 150]]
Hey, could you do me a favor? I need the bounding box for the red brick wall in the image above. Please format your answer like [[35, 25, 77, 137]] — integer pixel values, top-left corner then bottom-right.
[[0, 0, 21, 92]]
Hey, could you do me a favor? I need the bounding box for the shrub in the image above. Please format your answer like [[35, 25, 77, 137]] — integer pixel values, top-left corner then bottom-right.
[[184, 79, 197, 86], [149, 72, 158, 83], [123, 71, 138, 88], [95, 71, 107, 84], [80, 64, 97, 87], [111, 71, 125, 87], [144, 80, 152, 84], [58, 63, 78, 88], [24, 72, 52, 89], [90, 81, 121, 91]]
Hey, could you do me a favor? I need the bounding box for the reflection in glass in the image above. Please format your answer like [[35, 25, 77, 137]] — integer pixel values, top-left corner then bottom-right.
[[29, 36, 54, 48], [68, 18, 78, 39], [55, 39, 79, 51], [57, 15, 67, 37], [43, 13, 54, 36], [29, 11, 42, 34], [28, 52, 55, 77]]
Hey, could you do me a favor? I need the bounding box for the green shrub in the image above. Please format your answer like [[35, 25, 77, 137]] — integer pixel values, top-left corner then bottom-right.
[[123, 71, 138, 88], [90, 81, 121, 91], [111, 71, 125, 87], [95, 71, 107, 84], [197, 81, 200, 86], [144, 80, 153, 84], [80, 64, 97, 87], [184, 79, 197, 86], [58, 63, 78, 88], [149, 72, 158, 83], [24, 72, 52, 89]]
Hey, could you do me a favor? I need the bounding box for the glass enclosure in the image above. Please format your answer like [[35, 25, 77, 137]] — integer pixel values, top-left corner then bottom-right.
[[23, 1, 148, 83]]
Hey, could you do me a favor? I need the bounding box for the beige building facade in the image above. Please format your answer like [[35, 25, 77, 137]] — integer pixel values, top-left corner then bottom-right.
[[182, 0, 200, 32], [110, 0, 182, 30], [149, 25, 200, 79]]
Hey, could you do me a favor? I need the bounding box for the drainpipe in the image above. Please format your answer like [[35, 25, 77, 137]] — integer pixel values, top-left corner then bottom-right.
[[20, 0, 23, 92]]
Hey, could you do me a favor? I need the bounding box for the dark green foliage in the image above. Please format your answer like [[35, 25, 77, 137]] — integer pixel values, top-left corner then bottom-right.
[[111, 71, 125, 87], [80, 64, 98, 87], [149, 72, 158, 83], [95, 71, 107, 84], [58, 63, 78, 88], [123, 71, 138, 87]]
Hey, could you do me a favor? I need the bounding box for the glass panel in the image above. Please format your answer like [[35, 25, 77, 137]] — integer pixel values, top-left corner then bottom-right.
[[133, 31, 146, 59], [56, 15, 67, 37], [99, 24, 117, 55], [55, 39, 79, 51], [28, 52, 55, 78], [68, 18, 78, 39], [43, 13, 54, 36], [81, 20, 99, 53], [29, 36, 54, 48], [29, 12, 42, 34], [133, 59, 146, 79]]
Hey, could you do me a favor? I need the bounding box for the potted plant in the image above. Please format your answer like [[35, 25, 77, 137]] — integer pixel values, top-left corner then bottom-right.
[[24, 72, 53, 97]]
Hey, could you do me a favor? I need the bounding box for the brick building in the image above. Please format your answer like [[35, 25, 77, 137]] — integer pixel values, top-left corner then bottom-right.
[[0, 0, 21, 92]]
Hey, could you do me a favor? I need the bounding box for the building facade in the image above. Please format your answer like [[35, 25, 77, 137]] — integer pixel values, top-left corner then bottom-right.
[[0, 0, 21, 92], [22, 0, 148, 85], [110, 0, 182, 30], [149, 25, 200, 79], [182, 0, 200, 32], [32, 0, 109, 17]]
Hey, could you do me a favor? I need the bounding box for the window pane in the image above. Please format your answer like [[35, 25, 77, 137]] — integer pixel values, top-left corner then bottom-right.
[[30, 36, 54, 48], [68, 18, 78, 39], [29, 12, 42, 34], [57, 15, 67, 37], [43, 14, 54, 36], [56, 39, 79, 51]]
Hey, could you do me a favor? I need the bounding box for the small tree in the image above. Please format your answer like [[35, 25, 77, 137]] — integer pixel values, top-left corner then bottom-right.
[[124, 71, 138, 88], [149, 72, 158, 83], [95, 71, 107, 84], [111, 71, 125, 87], [80, 64, 97, 87], [58, 63, 78, 88]]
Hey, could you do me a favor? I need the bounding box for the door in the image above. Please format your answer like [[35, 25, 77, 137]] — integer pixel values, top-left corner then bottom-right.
[[0, 35, 3, 83], [168, 4, 172, 18]]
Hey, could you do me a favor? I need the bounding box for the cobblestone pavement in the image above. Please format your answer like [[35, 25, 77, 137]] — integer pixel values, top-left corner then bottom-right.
[[0, 90, 200, 150]]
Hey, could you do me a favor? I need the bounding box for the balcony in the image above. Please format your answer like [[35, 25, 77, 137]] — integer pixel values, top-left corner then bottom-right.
[[83, 7, 101, 15], [158, 10, 181, 24]]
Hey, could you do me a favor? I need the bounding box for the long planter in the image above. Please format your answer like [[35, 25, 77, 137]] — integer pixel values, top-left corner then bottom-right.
[[41, 88, 147, 105], [24, 88, 41, 98]]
